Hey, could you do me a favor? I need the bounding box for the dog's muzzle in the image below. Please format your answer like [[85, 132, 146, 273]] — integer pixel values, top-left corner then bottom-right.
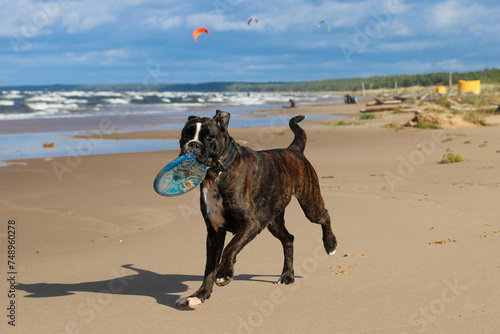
[[187, 141, 201, 151], [183, 140, 212, 164]]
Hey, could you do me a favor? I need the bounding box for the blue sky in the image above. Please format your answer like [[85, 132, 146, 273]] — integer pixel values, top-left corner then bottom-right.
[[1, 0, 499, 86]]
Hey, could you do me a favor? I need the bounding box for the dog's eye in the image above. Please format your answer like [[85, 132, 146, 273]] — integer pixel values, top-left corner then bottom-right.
[[206, 135, 214, 142]]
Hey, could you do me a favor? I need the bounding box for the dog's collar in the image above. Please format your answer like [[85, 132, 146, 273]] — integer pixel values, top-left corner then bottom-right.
[[210, 137, 239, 173]]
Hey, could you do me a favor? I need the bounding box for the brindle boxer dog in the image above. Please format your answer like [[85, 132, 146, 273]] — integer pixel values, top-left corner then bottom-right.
[[175, 110, 337, 307]]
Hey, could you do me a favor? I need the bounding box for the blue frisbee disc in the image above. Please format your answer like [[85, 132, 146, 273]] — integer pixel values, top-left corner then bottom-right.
[[154, 153, 207, 197]]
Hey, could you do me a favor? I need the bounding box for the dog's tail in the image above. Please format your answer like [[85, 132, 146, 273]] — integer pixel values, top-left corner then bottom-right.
[[288, 115, 306, 153]]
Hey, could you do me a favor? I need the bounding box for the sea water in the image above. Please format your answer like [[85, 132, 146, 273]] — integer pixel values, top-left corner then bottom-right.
[[0, 91, 346, 165], [0, 91, 343, 120], [0, 113, 342, 165]]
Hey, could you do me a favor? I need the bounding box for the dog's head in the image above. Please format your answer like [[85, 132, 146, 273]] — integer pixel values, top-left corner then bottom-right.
[[179, 110, 231, 165]]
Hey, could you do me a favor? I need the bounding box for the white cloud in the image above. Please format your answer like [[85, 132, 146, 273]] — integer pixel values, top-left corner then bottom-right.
[[186, 13, 247, 31], [183, 1, 399, 33], [429, 0, 476, 31], [61, 4, 117, 33], [421, 0, 500, 36], [143, 14, 183, 30], [136, 3, 187, 30], [373, 58, 479, 74], [58, 0, 168, 33], [0, 0, 167, 36], [294, 39, 333, 50], [64, 49, 129, 65], [0, 1, 59, 37], [7, 48, 130, 67], [387, 18, 411, 37], [252, 2, 370, 33], [376, 40, 441, 52]]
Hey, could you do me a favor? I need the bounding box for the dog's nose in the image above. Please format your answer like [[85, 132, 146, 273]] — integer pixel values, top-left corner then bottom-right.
[[188, 141, 201, 150]]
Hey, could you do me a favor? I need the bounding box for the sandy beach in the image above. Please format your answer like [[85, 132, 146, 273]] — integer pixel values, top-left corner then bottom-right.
[[1, 103, 499, 333]]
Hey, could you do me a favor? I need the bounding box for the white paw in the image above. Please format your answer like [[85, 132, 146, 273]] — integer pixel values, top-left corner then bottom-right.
[[175, 297, 202, 307], [329, 249, 336, 256]]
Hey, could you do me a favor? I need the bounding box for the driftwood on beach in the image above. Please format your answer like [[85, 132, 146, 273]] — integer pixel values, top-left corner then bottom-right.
[[360, 106, 398, 113], [374, 97, 401, 105], [361, 93, 421, 113], [360, 106, 420, 113], [365, 97, 406, 106]]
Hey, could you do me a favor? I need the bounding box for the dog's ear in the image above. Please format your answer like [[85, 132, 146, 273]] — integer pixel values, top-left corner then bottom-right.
[[188, 115, 199, 121], [214, 110, 230, 132]]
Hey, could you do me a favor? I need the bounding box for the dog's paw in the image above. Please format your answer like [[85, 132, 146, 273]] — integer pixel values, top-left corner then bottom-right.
[[215, 276, 232, 286], [276, 275, 295, 285], [175, 297, 203, 307], [323, 235, 337, 256], [216, 266, 233, 286]]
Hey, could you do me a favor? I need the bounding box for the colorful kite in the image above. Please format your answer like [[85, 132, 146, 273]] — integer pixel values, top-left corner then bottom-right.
[[193, 27, 210, 42], [247, 17, 259, 25], [317, 20, 331, 32]]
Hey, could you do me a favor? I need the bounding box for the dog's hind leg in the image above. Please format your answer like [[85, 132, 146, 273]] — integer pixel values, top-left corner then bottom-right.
[[305, 205, 337, 255], [295, 173, 337, 255], [267, 211, 295, 284], [317, 209, 337, 255]]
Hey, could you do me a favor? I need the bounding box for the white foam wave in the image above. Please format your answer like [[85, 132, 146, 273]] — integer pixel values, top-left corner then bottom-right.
[[95, 91, 122, 97], [0, 100, 15, 107], [25, 93, 67, 103], [1, 92, 24, 99], [0, 90, 344, 120], [25, 102, 78, 111], [101, 98, 130, 104]]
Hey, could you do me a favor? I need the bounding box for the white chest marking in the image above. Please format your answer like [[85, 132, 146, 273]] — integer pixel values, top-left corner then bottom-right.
[[203, 179, 225, 231]]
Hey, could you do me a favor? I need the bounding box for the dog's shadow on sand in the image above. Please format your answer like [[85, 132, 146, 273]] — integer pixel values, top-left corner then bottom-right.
[[16, 264, 281, 311]]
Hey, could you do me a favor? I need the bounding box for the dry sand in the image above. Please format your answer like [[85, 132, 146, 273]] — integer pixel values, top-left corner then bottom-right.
[[1, 103, 500, 333]]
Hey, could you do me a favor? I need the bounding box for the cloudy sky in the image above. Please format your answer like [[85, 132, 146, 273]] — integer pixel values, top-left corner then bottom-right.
[[1, 0, 499, 86]]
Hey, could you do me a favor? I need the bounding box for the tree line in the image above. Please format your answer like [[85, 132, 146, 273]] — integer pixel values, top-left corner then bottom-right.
[[2, 68, 498, 93]]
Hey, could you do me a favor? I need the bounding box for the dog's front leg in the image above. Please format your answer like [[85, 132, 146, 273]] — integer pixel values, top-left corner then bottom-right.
[[175, 228, 226, 307], [216, 222, 262, 286]]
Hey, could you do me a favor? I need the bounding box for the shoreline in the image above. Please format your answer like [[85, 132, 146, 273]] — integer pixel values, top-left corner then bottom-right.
[[75, 103, 364, 140], [0, 100, 363, 135], [0, 102, 360, 164]]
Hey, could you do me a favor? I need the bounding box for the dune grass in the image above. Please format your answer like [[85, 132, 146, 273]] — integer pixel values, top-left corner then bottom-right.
[[440, 153, 464, 164]]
